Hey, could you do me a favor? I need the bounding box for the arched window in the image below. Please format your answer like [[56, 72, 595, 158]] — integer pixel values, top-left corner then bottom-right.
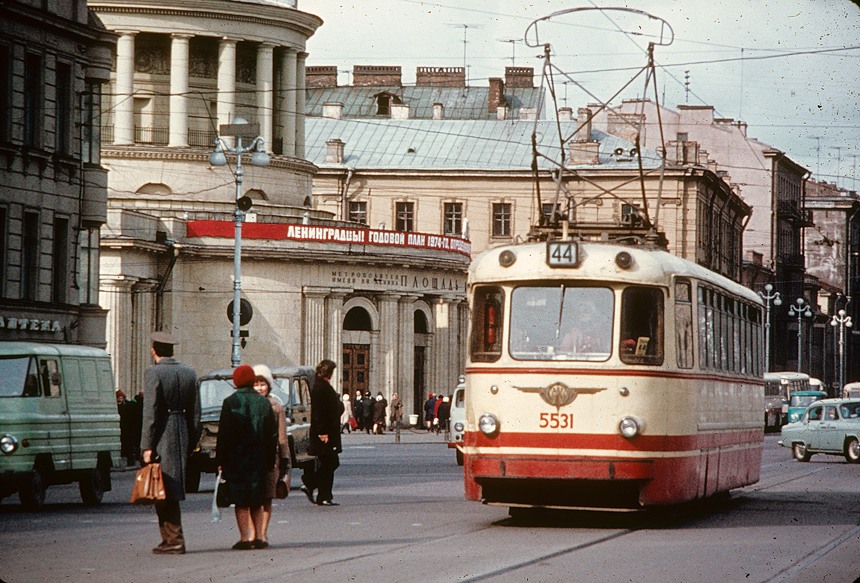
[[344, 307, 372, 331], [414, 310, 429, 334]]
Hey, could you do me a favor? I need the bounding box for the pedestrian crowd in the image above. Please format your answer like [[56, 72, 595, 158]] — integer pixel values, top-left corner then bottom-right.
[[127, 330, 452, 555]]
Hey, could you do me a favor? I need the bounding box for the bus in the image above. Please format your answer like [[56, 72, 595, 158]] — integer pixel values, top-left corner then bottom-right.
[[763, 372, 810, 430], [463, 240, 765, 511]]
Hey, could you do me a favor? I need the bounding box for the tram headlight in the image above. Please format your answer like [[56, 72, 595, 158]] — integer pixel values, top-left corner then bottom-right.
[[618, 416, 641, 438], [499, 250, 516, 268], [478, 414, 500, 437], [454, 422, 465, 432], [0, 434, 19, 455]]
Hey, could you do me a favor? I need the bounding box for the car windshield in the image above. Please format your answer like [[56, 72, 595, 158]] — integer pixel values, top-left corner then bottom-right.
[[199, 379, 235, 415], [839, 402, 860, 419], [0, 357, 37, 397], [790, 394, 821, 407]]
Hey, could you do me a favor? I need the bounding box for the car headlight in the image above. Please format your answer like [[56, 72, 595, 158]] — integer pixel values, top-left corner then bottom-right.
[[453, 422, 464, 432], [478, 414, 499, 437], [619, 417, 641, 438], [0, 434, 19, 455]]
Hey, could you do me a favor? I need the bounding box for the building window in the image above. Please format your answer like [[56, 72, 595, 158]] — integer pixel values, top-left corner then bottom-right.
[[22, 211, 40, 301], [0, 206, 6, 297], [0, 45, 9, 142], [395, 202, 414, 232], [52, 217, 69, 304], [77, 227, 99, 305], [348, 201, 367, 225], [81, 82, 101, 163], [24, 53, 43, 147], [492, 203, 511, 237], [444, 202, 463, 236], [55, 62, 72, 155]]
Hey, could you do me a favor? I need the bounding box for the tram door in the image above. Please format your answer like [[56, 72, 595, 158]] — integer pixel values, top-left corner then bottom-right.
[[342, 344, 369, 396]]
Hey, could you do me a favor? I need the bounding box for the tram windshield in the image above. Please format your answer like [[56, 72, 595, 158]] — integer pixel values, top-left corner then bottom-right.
[[509, 286, 613, 361]]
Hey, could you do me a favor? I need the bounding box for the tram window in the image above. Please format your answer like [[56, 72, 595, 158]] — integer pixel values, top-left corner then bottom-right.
[[509, 285, 612, 361], [620, 287, 663, 365], [470, 286, 504, 362], [674, 280, 694, 369]]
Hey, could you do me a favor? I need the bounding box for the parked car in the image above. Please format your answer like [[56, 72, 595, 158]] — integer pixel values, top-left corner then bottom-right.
[[786, 390, 827, 424], [779, 398, 860, 463], [187, 365, 314, 492], [447, 376, 465, 466]]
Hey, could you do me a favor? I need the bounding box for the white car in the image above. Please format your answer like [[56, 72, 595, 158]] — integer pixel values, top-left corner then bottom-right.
[[448, 377, 466, 466]]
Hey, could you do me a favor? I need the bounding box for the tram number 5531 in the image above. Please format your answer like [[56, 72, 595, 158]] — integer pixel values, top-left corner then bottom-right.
[[539, 412, 574, 429], [547, 242, 578, 267]]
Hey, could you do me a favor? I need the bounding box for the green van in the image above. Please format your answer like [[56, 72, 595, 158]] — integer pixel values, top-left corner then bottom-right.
[[0, 342, 121, 508]]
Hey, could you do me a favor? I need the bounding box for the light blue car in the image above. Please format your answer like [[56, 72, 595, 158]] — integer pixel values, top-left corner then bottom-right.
[[779, 399, 860, 463]]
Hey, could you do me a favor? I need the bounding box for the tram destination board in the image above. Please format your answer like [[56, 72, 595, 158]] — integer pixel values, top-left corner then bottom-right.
[[546, 241, 578, 267]]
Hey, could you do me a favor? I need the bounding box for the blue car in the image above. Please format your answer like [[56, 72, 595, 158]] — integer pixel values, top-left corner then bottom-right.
[[786, 390, 827, 424]]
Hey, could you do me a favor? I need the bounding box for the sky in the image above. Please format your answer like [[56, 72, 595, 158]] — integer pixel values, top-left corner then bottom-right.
[[298, 0, 860, 191]]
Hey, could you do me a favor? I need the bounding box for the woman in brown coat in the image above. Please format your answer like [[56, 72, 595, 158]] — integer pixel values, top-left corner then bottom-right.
[[252, 364, 290, 548]]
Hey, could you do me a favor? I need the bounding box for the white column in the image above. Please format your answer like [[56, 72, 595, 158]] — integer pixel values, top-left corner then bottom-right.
[[168, 34, 191, 147], [432, 296, 452, 393], [377, 293, 400, 396], [113, 31, 137, 145], [100, 278, 135, 392], [295, 51, 307, 158], [446, 297, 461, 386], [302, 287, 327, 368], [398, 295, 418, 401], [217, 37, 238, 139], [326, 290, 348, 394], [256, 43, 275, 151], [279, 47, 297, 157]]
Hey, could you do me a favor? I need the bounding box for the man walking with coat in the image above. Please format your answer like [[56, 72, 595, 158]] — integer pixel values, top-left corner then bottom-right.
[[140, 331, 200, 554], [301, 359, 344, 506]]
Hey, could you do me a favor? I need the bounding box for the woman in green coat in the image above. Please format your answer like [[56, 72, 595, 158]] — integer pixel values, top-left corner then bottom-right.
[[216, 364, 277, 550]]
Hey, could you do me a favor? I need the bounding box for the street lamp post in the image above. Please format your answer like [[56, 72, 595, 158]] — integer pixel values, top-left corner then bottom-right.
[[759, 284, 782, 373], [788, 297, 812, 373], [209, 118, 269, 368], [831, 309, 853, 393]]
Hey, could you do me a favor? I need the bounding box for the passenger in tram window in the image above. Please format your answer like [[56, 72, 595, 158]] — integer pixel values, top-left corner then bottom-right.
[[559, 300, 611, 355]]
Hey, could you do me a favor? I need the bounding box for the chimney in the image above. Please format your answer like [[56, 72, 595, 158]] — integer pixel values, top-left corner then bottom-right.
[[666, 140, 700, 164], [558, 107, 573, 121], [570, 141, 600, 165], [432, 102, 444, 120], [607, 112, 642, 143], [519, 107, 537, 120], [488, 77, 506, 113], [391, 103, 409, 119], [306, 65, 338, 88], [353, 65, 402, 87], [496, 105, 508, 120], [416, 66, 465, 87], [505, 66, 534, 88], [325, 138, 344, 163], [574, 107, 592, 141], [322, 102, 343, 119]]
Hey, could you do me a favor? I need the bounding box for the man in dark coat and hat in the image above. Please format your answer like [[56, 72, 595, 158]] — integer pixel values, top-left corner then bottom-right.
[[141, 331, 200, 555], [300, 359, 344, 506]]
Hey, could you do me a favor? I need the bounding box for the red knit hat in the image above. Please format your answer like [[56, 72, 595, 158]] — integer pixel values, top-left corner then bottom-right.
[[232, 364, 255, 388]]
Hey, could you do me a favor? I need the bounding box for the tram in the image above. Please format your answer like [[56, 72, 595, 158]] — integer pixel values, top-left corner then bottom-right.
[[462, 239, 765, 510]]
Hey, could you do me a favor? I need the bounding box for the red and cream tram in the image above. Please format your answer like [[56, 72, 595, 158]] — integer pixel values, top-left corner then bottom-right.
[[463, 240, 765, 510]]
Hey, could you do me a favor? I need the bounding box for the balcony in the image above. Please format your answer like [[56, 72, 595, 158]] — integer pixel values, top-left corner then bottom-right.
[[776, 200, 815, 226]]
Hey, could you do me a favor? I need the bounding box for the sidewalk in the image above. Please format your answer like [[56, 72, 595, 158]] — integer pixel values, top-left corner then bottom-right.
[[341, 425, 452, 446]]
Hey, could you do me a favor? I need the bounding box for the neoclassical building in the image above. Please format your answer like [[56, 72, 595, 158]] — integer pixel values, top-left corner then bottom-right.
[[91, 0, 469, 417]]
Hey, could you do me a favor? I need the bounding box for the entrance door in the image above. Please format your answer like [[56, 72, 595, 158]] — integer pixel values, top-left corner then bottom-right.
[[342, 344, 369, 397], [413, 346, 426, 416]]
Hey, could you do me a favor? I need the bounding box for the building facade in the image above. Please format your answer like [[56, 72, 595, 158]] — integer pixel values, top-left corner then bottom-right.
[[0, 1, 115, 346], [89, 0, 468, 418]]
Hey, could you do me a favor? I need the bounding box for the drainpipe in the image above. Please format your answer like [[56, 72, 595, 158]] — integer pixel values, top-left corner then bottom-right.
[[341, 168, 354, 221], [155, 242, 180, 330]]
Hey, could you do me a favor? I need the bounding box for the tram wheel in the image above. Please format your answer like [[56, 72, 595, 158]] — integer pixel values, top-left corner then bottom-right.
[[792, 442, 812, 462], [844, 438, 860, 464]]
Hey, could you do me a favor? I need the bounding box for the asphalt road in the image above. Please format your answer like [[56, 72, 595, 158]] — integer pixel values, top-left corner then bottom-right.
[[1, 430, 859, 583]]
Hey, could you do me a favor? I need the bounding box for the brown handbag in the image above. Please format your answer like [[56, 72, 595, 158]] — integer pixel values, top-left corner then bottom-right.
[[130, 462, 166, 505]]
